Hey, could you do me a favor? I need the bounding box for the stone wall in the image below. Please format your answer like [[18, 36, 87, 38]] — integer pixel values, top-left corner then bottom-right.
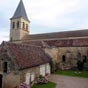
[[45, 48, 58, 62], [45, 47, 88, 69], [19, 63, 51, 84], [2, 72, 20, 88], [10, 17, 29, 41], [19, 66, 40, 83]]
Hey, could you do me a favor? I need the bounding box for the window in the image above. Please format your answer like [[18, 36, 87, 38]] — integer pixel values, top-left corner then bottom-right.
[[23, 22, 25, 29], [3, 62, 8, 73], [17, 21, 19, 28], [62, 55, 66, 62], [10, 37, 13, 42], [12, 22, 15, 29], [83, 55, 87, 63], [26, 24, 28, 30]]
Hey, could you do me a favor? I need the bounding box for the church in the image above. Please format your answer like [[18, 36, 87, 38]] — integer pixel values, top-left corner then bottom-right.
[[0, 0, 88, 88]]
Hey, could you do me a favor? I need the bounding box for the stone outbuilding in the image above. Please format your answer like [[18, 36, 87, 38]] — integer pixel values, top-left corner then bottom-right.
[[0, 42, 51, 88]]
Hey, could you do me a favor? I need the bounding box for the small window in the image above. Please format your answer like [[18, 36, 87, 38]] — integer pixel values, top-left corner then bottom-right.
[[83, 55, 87, 63], [17, 21, 19, 28], [26, 24, 28, 30], [62, 55, 66, 62], [12, 22, 15, 29], [10, 37, 13, 42], [23, 22, 25, 29], [3, 62, 8, 73]]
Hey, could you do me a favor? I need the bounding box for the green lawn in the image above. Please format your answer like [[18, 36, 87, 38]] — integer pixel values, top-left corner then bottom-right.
[[32, 81, 56, 88], [55, 70, 88, 78]]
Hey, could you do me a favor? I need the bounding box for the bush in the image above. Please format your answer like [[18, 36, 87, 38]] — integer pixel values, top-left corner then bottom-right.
[[35, 75, 48, 84], [77, 60, 84, 71]]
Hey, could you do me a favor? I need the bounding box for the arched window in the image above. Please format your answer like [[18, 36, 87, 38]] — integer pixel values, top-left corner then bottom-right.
[[3, 62, 8, 73], [26, 24, 28, 30], [23, 22, 25, 29], [17, 21, 19, 28], [62, 55, 66, 62], [12, 22, 15, 29], [66, 51, 71, 63], [83, 55, 87, 63]]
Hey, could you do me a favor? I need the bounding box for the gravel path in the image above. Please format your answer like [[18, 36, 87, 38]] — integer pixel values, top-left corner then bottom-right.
[[49, 74, 88, 88]]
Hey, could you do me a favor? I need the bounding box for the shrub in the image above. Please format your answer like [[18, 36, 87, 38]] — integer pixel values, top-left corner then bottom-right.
[[35, 75, 48, 84], [77, 60, 84, 71]]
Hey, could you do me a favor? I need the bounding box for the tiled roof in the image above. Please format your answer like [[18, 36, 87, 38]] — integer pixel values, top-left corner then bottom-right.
[[22, 37, 88, 47], [23, 29, 88, 40], [22, 41, 43, 47], [11, 0, 29, 22], [45, 38, 88, 47], [5, 42, 51, 69], [22, 41, 49, 48]]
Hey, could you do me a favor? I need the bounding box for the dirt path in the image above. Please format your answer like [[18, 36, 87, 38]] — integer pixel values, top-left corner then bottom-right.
[[49, 74, 88, 88]]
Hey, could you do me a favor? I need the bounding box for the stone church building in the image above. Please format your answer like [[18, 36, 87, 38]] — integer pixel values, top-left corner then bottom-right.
[[0, 0, 88, 88]]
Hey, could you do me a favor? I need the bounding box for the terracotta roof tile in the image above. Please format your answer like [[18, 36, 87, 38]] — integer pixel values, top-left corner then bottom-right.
[[23, 29, 88, 40], [6, 42, 51, 69], [22, 41, 49, 48], [22, 41, 43, 47], [22, 38, 88, 47], [45, 38, 88, 47]]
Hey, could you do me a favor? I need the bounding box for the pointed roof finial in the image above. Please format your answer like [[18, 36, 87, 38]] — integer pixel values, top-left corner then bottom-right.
[[11, 0, 29, 22]]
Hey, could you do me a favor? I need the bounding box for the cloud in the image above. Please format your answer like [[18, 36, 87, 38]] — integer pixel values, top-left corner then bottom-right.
[[25, 0, 88, 29], [0, 0, 88, 43], [79, 20, 88, 29], [25, 0, 80, 26], [0, 29, 9, 44]]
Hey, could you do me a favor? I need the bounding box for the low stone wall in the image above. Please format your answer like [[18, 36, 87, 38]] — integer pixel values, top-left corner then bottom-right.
[[2, 72, 20, 88]]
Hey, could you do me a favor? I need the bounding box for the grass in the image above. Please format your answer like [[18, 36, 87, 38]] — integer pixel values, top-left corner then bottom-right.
[[55, 70, 88, 78], [32, 81, 56, 88]]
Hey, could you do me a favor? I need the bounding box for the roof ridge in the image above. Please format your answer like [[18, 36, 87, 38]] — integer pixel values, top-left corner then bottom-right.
[[29, 29, 88, 35]]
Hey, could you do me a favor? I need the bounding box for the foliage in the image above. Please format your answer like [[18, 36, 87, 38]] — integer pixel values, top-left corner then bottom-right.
[[77, 60, 84, 71], [35, 75, 48, 84], [39, 75, 44, 79], [32, 81, 56, 88], [55, 70, 88, 78]]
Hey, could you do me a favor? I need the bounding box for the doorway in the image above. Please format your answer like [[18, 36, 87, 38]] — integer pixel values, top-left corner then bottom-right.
[[0, 74, 2, 88]]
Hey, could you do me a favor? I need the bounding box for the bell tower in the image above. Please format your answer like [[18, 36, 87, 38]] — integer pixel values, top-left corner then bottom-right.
[[10, 0, 30, 41]]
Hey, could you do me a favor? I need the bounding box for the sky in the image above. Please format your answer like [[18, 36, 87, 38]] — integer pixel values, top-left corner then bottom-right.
[[0, 0, 88, 44]]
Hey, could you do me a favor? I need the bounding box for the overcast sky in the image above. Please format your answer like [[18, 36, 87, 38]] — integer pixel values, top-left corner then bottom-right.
[[0, 0, 88, 44]]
